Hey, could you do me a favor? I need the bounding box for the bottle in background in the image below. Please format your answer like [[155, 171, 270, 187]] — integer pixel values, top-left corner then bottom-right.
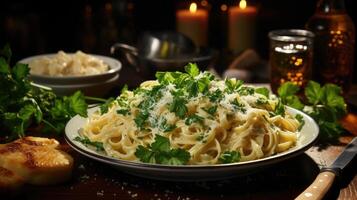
[[306, 0, 355, 94]]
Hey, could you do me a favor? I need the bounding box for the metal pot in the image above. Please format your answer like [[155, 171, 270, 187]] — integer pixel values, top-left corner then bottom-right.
[[111, 32, 217, 78]]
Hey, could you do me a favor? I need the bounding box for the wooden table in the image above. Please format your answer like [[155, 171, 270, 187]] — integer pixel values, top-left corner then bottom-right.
[[5, 81, 357, 200], [4, 112, 355, 200]]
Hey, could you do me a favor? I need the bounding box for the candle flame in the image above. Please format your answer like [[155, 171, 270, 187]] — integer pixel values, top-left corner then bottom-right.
[[189, 3, 197, 13], [239, 0, 247, 9], [221, 4, 228, 12]]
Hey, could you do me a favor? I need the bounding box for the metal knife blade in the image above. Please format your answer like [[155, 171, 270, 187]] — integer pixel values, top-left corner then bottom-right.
[[321, 137, 357, 175], [296, 137, 357, 200]]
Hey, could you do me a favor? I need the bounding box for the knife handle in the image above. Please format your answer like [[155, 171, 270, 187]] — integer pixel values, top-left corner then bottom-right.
[[295, 171, 336, 200]]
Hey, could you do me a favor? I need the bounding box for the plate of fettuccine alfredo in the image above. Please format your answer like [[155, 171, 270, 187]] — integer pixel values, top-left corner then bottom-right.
[[65, 65, 319, 181]]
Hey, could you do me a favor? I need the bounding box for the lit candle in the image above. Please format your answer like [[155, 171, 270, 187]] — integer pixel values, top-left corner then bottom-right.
[[176, 2, 208, 47], [228, 0, 257, 53]]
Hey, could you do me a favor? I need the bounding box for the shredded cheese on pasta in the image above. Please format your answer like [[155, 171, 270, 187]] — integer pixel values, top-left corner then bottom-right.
[[82, 69, 300, 165]]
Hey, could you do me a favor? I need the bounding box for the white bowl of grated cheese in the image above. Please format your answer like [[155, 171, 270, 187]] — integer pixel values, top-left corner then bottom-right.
[[19, 51, 122, 85], [19, 51, 122, 97]]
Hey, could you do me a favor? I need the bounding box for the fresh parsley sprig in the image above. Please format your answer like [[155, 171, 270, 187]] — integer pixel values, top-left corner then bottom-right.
[[135, 135, 191, 165], [0, 45, 92, 141], [219, 151, 241, 164], [74, 135, 104, 151], [277, 81, 347, 140]]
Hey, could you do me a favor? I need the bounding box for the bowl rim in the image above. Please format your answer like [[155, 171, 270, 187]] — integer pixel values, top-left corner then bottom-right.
[[19, 53, 122, 79], [42, 74, 120, 88], [142, 47, 217, 63]]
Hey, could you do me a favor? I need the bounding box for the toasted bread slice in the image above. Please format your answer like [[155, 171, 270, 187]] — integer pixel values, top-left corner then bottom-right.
[[0, 166, 24, 191], [0, 137, 73, 186]]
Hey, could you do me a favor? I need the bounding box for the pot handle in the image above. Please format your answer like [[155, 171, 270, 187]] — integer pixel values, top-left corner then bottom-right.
[[110, 43, 141, 72]]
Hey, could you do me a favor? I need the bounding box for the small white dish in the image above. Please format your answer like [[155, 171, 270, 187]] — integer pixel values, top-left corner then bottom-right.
[[43, 74, 119, 96], [19, 53, 122, 85], [65, 106, 319, 181]]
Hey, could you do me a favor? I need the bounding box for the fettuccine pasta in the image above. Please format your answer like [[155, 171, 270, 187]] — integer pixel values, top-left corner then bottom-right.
[[81, 65, 301, 165]]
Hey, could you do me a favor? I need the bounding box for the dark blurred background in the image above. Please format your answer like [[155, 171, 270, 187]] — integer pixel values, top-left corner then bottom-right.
[[0, 0, 356, 81]]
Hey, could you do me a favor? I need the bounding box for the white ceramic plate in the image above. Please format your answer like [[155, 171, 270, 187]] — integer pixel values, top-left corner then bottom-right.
[[43, 74, 119, 97], [19, 53, 122, 85], [65, 107, 319, 181]]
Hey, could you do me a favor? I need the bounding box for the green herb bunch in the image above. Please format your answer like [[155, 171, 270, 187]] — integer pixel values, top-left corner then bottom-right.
[[0, 45, 88, 142], [277, 81, 347, 141]]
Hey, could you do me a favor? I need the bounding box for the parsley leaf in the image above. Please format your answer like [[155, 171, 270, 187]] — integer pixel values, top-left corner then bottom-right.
[[277, 82, 304, 110], [169, 95, 188, 119], [305, 81, 322, 105], [277, 81, 347, 141], [256, 97, 268, 105], [185, 63, 200, 77], [219, 151, 241, 163], [295, 114, 305, 131], [159, 148, 191, 165], [231, 99, 247, 113], [151, 135, 171, 152], [278, 82, 300, 97], [0, 57, 10, 74], [117, 109, 130, 116], [238, 86, 255, 96], [100, 97, 115, 114], [158, 117, 177, 133], [74, 136, 104, 151], [274, 99, 285, 117], [203, 105, 218, 116], [0, 45, 90, 141], [320, 84, 346, 118], [185, 114, 204, 125], [225, 79, 243, 93], [255, 87, 270, 98], [67, 91, 88, 117], [208, 89, 224, 103], [135, 145, 156, 163], [135, 135, 190, 165]]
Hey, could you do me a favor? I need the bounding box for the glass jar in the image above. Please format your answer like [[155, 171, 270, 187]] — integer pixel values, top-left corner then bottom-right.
[[306, 0, 355, 94], [269, 29, 314, 93]]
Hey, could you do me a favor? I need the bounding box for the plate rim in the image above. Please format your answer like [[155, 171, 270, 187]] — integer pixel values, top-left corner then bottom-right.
[[65, 106, 319, 171]]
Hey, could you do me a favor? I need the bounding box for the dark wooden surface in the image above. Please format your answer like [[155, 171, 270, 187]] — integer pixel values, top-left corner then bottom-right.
[[5, 112, 355, 200], [5, 84, 357, 200]]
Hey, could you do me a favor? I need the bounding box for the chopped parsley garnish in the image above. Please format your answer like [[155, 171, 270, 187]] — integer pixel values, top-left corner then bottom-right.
[[185, 114, 204, 125], [169, 95, 188, 119], [135, 111, 149, 130], [256, 97, 268, 105], [203, 105, 218, 116], [273, 99, 285, 117], [208, 89, 224, 103], [100, 97, 115, 114], [74, 136, 104, 151], [295, 114, 305, 131], [196, 133, 205, 141], [231, 99, 246, 113], [134, 85, 164, 130], [225, 79, 243, 93], [158, 117, 177, 133], [238, 86, 255, 96], [135, 135, 190, 165], [116, 109, 130, 116], [219, 151, 241, 164]]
